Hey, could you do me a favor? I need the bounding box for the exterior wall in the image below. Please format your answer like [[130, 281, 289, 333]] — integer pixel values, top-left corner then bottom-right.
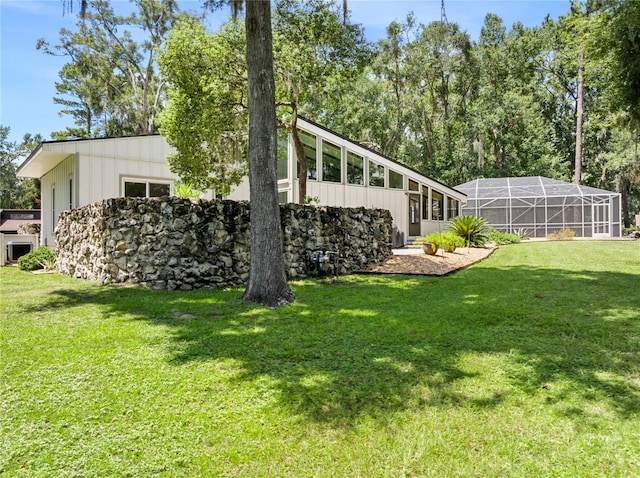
[[229, 121, 466, 242], [41, 155, 75, 247], [74, 135, 176, 205], [55, 197, 392, 289]]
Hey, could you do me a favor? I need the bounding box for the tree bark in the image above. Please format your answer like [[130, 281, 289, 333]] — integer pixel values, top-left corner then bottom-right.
[[241, 0, 295, 306]]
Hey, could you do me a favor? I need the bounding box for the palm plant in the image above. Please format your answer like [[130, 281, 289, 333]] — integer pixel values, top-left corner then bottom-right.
[[447, 215, 489, 247]]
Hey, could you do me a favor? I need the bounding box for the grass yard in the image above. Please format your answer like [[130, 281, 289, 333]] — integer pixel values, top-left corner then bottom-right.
[[1, 241, 639, 477]]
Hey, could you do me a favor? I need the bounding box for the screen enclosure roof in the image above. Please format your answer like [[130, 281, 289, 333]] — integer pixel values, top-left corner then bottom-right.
[[456, 176, 618, 200]]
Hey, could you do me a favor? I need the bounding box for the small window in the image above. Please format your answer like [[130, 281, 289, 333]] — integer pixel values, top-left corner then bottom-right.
[[149, 183, 170, 197], [297, 129, 317, 181], [124, 179, 171, 198], [389, 170, 404, 189], [10, 213, 35, 220], [347, 151, 364, 185], [408, 179, 419, 191], [432, 190, 444, 220], [422, 186, 429, 220], [322, 140, 342, 183], [125, 181, 147, 197], [369, 161, 385, 187], [278, 191, 288, 204], [277, 129, 288, 181]]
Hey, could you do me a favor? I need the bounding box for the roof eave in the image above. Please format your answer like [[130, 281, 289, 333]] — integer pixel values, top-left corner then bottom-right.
[[17, 144, 72, 179]]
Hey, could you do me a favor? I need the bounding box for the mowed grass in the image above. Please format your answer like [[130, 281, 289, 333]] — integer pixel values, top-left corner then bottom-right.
[[1, 241, 639, 477]]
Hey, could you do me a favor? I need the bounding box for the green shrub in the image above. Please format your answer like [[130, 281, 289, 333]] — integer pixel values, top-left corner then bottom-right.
[[17, 246, 57, 271], [487, 228, 522, 245], [447, 215, 489, 246], [422, 233, 443, 249], [439, 232, 465, 252], [416, 233, 464, 252], [174, 181, 204, 199]]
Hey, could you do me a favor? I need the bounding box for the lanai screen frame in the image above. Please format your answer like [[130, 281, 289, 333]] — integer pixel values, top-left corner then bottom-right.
[[459, 177, 622, 238]]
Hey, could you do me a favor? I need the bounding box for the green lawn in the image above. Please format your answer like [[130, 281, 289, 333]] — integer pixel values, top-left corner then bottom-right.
[[1, 241, 639, 477]]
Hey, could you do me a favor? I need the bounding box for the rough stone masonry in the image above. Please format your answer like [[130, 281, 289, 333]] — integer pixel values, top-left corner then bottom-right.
[[55, 197, 392, 290]]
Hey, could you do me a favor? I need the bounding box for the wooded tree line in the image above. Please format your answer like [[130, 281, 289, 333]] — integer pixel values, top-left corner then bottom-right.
[[20, 0, 640, 226]]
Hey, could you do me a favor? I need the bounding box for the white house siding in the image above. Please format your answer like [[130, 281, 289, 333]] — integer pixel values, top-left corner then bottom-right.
[[77, 136, 177, 205], [41, 155, 75, 247]]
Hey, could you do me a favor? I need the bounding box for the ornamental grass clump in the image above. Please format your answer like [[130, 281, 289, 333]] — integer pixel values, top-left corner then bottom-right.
[[447, 215, 488, 247], [547, 228, 576, 240]]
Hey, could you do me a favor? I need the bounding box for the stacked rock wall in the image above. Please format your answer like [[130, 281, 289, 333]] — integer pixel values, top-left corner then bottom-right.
[[55, 197, 392, 289]]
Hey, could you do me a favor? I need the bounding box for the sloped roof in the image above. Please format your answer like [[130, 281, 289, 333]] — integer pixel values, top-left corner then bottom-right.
[[456, 176, 619, 199]]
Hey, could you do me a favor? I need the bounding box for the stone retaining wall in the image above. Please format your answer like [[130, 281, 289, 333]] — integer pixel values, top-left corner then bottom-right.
[[55, 197, 392, 289]]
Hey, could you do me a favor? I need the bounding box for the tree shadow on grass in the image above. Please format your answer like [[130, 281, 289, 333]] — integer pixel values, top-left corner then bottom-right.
[[27, 263, 640, 426]]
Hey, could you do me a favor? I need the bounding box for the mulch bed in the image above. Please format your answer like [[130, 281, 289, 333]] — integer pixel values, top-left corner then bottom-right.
[[363, 246, 496, 276]]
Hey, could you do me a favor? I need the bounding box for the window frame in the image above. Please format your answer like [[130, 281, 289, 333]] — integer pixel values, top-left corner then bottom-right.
[[368, 160, 385, 188], [321, 139, 342, 183], [346, 151, 364, 186], [297, 129, 318, 181], [122, 177, 173, 198], [388, 169, 404, 190]]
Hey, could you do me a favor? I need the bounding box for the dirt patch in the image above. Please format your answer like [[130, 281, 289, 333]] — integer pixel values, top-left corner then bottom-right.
[[364, 246, 497, 276]]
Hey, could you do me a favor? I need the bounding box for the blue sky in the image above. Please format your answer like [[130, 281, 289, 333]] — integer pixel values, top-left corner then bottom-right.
[[1, 0, 571, 146]]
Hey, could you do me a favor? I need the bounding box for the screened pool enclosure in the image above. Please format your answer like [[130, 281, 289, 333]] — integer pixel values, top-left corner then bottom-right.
[[456, 177, 622, 238]]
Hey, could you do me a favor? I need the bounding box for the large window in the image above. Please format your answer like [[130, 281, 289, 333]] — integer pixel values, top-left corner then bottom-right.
[[124, 179, 171, 198], [298, 129, 317, 180], [389, 170, 404, 189], [432, 190, 444, 220], [369, 161, 385, 187], [347, 151, 364, 185], [322, 140, 342, 182], [277, 129, 288, 180]]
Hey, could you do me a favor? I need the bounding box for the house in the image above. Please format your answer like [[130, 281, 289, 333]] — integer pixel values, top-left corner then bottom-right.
[[17, 117, 466, 248], [0, 209, 41, 265], [456, 176, 622, 238]]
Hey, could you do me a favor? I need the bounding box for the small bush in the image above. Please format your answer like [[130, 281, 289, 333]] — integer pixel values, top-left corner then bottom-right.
[[487, 228, 522, 245], [418, 233, 443, 250], [416, 233, 464, 252], [439, 232, 465, 252], [547, 228, 576, 241], [17, 246, 57, 271], [174, 181, 204, 199], [447, 215, 489, 246]]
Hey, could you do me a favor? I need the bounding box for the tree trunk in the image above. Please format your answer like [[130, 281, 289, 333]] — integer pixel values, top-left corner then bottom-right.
[[574, 51, 584, 185], [241, 0, 295, 306]]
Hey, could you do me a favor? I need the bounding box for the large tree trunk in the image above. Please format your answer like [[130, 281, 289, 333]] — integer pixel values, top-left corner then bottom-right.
[[241, 0, 295, 306], [574, 51, 584, 185]]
